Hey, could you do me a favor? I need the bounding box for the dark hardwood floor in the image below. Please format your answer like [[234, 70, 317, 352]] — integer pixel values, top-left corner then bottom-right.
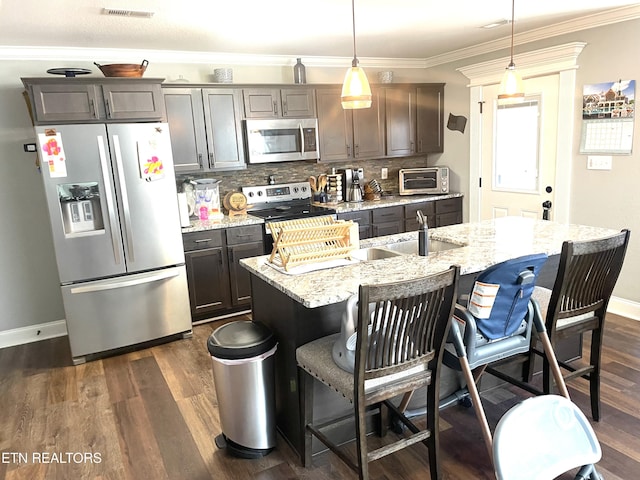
[[1, 312, 638, 479]]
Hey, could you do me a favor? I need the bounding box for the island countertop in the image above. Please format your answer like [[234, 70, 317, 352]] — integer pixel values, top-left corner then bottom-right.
[[240, 217, 619, 309]]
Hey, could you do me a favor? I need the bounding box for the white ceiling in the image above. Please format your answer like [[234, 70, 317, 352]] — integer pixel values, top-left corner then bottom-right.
[[1, 1, 640, 64]]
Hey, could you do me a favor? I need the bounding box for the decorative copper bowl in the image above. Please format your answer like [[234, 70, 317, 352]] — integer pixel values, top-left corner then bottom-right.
[[94, 60, 148, 77]]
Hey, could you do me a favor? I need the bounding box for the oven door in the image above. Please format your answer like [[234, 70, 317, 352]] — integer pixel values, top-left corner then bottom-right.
[[245, 118, 319, 163]]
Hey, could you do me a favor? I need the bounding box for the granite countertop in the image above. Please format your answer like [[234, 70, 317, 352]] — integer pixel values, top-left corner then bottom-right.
[[181, 193, 463, 233], [181, 215, 264, 233], [240, 217, 619, 309]]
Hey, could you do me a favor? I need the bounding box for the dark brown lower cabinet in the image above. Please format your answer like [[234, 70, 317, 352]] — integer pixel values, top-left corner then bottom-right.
[[404, 197, 463, 231], [371, 205, 404, 237], [183, 224, 263, 321], [337, 210, 372, 239], [340, 198, 463, 239]]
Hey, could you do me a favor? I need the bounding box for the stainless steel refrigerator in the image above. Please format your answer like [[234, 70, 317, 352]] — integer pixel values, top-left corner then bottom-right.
[[35, 122, 191, 364]]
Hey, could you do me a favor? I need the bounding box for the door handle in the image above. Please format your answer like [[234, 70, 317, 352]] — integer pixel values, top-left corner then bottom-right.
[[112, 135, 135, 261], [97, 135, 122, 265], [542, 200, 552, 221], [70, 268, 180, 294]]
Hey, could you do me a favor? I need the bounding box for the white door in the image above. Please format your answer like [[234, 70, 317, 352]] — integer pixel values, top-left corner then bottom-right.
[[480, 75, 559, 220]]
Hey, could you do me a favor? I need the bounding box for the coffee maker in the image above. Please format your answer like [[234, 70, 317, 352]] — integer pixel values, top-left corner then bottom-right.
[[337, 168, 364, 202]]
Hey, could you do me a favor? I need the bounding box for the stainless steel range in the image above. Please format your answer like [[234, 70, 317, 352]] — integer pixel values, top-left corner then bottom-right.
[[242, 181, 336, 253]]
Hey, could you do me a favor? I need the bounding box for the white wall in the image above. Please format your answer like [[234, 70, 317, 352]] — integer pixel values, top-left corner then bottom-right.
[[568, 20, 640, 302]]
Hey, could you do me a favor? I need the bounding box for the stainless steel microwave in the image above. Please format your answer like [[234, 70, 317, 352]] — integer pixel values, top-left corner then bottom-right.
[[399, 167, 449, 195], [245, 118, 319, 163]]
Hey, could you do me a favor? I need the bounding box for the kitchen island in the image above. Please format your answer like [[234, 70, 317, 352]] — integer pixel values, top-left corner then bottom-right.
[[240, 217, 619, 458]]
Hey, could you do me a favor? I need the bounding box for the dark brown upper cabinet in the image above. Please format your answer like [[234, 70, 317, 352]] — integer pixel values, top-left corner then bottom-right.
[[316, 87, 385, 162]]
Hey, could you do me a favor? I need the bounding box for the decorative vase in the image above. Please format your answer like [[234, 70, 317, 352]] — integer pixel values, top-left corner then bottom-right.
[[293, 58, 306, 84]]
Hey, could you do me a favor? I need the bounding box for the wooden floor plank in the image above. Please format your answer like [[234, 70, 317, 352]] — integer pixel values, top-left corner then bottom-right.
[[129, 356, 210, 480], [111, 396, 169, 480]]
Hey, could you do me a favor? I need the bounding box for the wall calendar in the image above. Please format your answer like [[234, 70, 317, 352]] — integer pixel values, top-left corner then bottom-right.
[[580, 79, 635, 155]]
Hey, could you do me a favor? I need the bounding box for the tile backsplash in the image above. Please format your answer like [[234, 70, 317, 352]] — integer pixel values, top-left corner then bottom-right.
[[176, 156, 431, 199]]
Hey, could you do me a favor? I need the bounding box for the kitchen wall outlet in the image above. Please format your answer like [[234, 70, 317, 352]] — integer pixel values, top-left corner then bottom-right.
[[381, 167, 388, 179], [587, 155, 612, 170]]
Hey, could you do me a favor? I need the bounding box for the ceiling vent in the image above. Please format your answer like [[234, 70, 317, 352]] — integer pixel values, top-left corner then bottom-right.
[[101, 8, 155, 18]]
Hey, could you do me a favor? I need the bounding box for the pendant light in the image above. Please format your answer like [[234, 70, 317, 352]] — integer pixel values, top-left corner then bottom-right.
[[498, 0, 524, 101], [341, 0, 372, 109]]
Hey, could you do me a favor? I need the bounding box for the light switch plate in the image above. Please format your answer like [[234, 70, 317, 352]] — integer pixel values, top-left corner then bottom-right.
[[381, 167, 388, 179], [587, 156, 612, 170]]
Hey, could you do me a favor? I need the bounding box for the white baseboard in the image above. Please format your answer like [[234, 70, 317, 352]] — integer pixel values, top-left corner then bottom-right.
[[0, 320, 67, 349], [608, 296, 640, 321]]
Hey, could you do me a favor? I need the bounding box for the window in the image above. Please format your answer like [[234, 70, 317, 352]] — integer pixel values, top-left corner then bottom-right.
[[493, 99, 541, 192]]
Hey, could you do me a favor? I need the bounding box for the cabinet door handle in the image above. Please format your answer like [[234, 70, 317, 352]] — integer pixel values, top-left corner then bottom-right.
[[273, 100, 278, 115], [198, 153, 203, 167], [355, 144, 359, 157], [89, 99, 97, 119], [346, 144, 352, 158], [104, 99, 112, 119], [194, 238, 212, 243], [208, 152, 214, 168], [282, 100, 288, 116]]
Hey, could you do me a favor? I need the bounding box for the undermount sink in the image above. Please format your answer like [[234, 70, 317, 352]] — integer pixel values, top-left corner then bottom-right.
[[383, 239, 463, 255], [350, 239, 462, 261], [350, 247, 403, 261]]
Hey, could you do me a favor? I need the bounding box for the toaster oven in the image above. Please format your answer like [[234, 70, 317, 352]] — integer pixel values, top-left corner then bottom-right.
[[399, 167, 449, 195]]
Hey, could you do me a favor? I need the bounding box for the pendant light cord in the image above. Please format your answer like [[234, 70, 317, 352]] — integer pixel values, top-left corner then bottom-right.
[[509, 0, 515, 66], [351, 0, 358, 67]]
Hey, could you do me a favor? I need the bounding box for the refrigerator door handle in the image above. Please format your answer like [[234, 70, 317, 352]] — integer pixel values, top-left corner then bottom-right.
[[69, 268, 181, 294], [112, 135, 135, 262], [97, 135, 123, 265]]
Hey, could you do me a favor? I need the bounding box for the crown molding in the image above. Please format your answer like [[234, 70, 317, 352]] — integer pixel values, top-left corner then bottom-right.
[[0, 46, 427, 69], [425, 4, 640, 68], [457, 42, 587, 87]]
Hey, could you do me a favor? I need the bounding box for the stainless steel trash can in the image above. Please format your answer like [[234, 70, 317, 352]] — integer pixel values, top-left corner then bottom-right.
[[207, 321, 277, 458]]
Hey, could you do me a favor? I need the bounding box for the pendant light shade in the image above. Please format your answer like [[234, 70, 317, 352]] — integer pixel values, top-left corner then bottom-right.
[[341, 64, 372, 109], [498, 62, 524, 100], [341, 0, 371, 109], [497, 0, 524, 101]]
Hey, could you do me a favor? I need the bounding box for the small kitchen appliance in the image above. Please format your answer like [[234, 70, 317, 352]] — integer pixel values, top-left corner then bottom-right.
[[399, 167, 449, 195], [245, 118, 319, 163], [337, 168, 364, 202]]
